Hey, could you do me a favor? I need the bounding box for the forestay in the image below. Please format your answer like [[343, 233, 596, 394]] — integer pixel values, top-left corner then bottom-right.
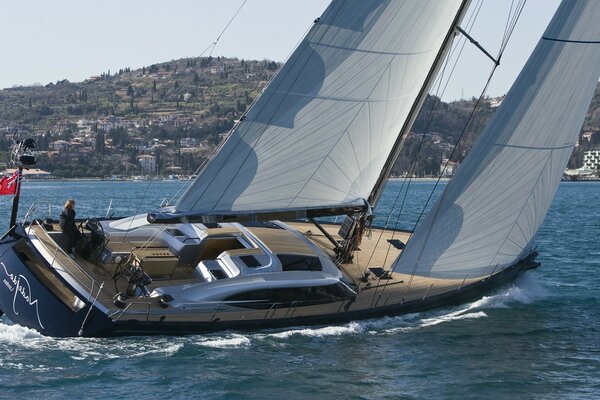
[[393, 0, 600, 279], [174, 0, 466, 216]]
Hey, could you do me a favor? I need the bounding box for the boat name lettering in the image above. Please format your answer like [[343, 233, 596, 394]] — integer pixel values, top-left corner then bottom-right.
[[0, 262, 45, 329]]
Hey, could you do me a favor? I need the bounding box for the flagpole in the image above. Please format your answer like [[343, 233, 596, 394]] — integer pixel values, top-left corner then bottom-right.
[[9, 166, 22, 230]]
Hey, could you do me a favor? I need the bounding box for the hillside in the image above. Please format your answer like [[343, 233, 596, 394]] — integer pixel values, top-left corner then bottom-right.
[[1, 56, 599, 178]]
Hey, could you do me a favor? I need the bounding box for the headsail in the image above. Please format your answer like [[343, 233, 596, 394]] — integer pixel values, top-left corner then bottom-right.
[[173, 0, 468, 217], [393, 0, 600, 279]]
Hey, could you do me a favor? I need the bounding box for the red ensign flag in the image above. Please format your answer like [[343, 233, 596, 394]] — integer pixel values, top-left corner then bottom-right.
[[0, 171, 19, 195]]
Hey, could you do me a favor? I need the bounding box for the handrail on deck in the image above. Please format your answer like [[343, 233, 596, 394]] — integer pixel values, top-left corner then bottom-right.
[[26, 220, 98, 294]]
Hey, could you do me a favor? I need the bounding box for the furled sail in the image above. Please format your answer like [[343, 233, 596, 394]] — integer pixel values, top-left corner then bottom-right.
[[174, 0, 468, 216], [393, 0, 600, 279]]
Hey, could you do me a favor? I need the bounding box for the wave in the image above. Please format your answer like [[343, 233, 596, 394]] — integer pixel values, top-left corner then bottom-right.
[[0, 321, 45, 345], [196, 334, 251, 348], [0, 321, 184, 361]]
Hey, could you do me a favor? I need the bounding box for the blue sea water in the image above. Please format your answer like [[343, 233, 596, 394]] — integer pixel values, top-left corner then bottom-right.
[[0, 180, 599, 399]]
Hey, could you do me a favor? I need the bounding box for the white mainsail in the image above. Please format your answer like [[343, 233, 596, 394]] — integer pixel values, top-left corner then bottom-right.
[[393, 0, 600, 279], [174, 0, 468, 216]]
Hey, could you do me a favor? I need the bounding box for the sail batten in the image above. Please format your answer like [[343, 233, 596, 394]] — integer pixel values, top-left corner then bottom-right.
[[173, 0, 469, 217], [393, 0, 600, 279]]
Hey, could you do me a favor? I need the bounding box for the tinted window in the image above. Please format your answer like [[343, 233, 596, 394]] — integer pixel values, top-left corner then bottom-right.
[[240, 255, 260, 267], [166, 228, 185, 237], [211, 269, 227, 279], [278, 254, 322, 271], [224, 283, 352, 309]]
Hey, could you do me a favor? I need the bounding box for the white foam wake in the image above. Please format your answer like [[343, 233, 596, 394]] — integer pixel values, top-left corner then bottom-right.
[[265, 321, 363, 340], [384, 275, 546, 333], [469, 274, 547, 310], [197, 334, 251, 348], [0, 322, 45, 345]]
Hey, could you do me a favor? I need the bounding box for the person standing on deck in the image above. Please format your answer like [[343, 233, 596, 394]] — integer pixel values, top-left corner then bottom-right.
[[59, 199, 80, 258]]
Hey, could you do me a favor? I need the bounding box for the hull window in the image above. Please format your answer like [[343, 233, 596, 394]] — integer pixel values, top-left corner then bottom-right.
[[224, 283, 351, 309]]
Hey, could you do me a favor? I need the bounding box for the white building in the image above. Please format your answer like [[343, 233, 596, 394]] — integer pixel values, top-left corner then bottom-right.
[[440, 159, 459, 177], [582, 149, 600, 170], [138, 154, 156, 175]]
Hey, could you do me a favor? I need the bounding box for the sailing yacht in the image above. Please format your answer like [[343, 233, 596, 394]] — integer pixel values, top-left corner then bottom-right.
[[1, 0, 599, 337]]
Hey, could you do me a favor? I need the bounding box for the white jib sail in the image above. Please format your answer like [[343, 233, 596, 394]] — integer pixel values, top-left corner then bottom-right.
[[174, 0, 466, 216], [393, 0, 600, 279]]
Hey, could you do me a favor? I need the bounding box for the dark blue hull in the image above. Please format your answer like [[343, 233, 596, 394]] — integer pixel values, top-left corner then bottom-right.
[[0, 234, 113, 337]]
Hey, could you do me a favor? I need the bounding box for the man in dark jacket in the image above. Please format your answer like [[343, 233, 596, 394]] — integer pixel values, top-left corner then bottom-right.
[[59, 199, 80, 258]]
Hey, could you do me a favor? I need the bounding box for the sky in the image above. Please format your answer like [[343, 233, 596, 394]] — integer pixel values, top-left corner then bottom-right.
[[0, 0, 561, 100]]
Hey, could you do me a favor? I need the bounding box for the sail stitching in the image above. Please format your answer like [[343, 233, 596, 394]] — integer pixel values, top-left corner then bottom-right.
[[248, 46, 388, 158], [201, 2, 389, 212], [251, 47, 388, 155], [372, 3, 478, 285], [478, 142, 574, 150], [281, 1, 416, 208], [393, 0, 528, 282], [193, 3, 346, 212], [306, 40, 434, 56], [488, 152, 554, 270], [285, 63, 392, 208], [269, 89, 419, 103]]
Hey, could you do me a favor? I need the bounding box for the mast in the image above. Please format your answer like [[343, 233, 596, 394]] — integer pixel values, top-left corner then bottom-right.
[[169, 1, 474, 221], [7, 139, 37, 234], [9, 167, 22, 230], [367, 0, 472, 208]]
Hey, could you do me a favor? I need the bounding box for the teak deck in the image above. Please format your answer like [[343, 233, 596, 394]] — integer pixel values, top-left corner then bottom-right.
[[26, 220, 483, 323]]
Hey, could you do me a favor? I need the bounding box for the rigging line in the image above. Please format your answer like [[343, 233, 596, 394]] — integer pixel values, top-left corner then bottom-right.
[[369, 38, 460, 300], [361, 2, 481, 282], [365, 11, 471, 295], [487, 153, 554, 272], [359, 59, 450, 278], [169, 0, 264, 206], [377, 1, 509, 297], [186, 6, 339, 211], [212, 2, 402, 212], [501, 0, 517, 47], [285, 63, 395, 209], [410, 0, 526, 234], [198, 0, 248, 58], [400, 0, 528, 290], [500, 0, 527, 54], [121, 177, 159, 248], [169, 0, 249, 205]]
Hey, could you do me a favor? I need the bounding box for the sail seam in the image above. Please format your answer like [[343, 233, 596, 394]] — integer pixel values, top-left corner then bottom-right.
[[542, 37, 600, 44], [306, 40, 435, 56], [285, 61, 394, 208], [488, 152, 554, 269], [270, 89, 419, 103], [194, 2, 346, 212], [478, 142, 574, 150]]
